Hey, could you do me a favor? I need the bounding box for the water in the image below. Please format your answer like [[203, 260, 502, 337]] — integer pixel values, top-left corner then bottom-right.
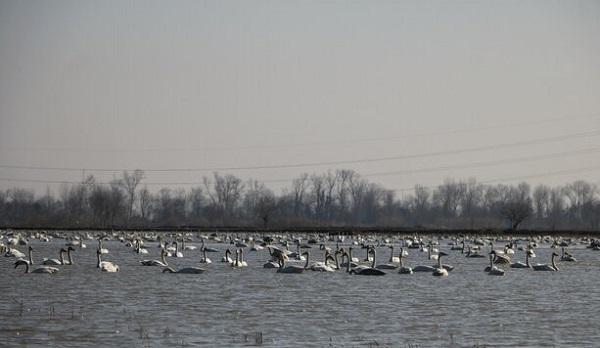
[[2, 233, 599, 347]]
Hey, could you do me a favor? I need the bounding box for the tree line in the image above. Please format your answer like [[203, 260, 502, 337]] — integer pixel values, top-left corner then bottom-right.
[[0, 169, 599, 231]]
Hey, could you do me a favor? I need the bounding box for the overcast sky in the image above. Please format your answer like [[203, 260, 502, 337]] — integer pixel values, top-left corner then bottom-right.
[[1, 0, 599, 197]]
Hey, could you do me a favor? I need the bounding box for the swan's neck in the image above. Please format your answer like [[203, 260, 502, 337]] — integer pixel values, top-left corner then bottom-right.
[[29, 248, 33, 265], [304, 253, 309, 269], [551, 254, 558, 270], [161, 251, 167, 266], [67, 250, 73, 264], [437, 255, 443, 269], [371, 249, 376, 268], [389, 246, 394, 262]]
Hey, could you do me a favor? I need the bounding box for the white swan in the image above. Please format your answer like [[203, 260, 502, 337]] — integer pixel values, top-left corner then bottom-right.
[[162, 266, 206, 274], [139, 249, 168, 266], [485, 252, 506, 276], [171, 241, 184, 258], [533, 252, 559, 271], [98, 238, 109, 254], [97, 250, 119, 272], [17, 246, 34, 265], [432, 252, 449, 276], [134, 239, 149, 254], [237, 248, 248, 267], [230, 249, 246, 267], [510, 251, 532, 269], [199, 248, 212, 263], [375, 246, 399, 270], [308, 251, 336, 272], [397, 248, 413, 274], [64, 246, 75, 265], [4, 247, 25, 258], [221, 248, 234, 263], [42, 248, 66, 265], [14, 259, 59, 274]]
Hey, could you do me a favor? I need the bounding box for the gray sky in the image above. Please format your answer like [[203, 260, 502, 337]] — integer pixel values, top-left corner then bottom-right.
[[1, 0, 599, 197]]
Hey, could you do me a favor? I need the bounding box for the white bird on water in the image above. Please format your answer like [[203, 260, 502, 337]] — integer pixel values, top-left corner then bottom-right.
[[533, 252, 559, 272], [96, 250, 119, 272], [14, 259, 59, 274]]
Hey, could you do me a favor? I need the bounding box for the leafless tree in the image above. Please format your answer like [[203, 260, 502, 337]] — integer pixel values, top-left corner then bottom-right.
[[533, 184, 551, 220], [138, 185, 155, 222], [204, 172, 244, 222], [310, 173, 327, 221], [548, 187, 565, 230], [348, 174, 367, 223], [502, 182, 533, 230], [120, 169, 145, 220], [291, 173, 309, 218]]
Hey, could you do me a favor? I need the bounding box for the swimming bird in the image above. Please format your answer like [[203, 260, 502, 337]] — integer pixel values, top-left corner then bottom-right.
[[98, 237, 109, 254], [139, 249, 168, 266], [171, 241, 184, 258], [533, 252, 559, 271], [42, 248, 67, 265], [388, 245, 400, 263], [308, 251, 336, 272], [485, 252, 506, 276], [97, 250, 119, 272], [162, 266, 206, 274], [510, 250, 532, 269], [4, 247, 26, 258], [199, 248, 212, 263], [14, 259, 59, 274], [397, 248, 413, 274], [237, 248, 249, 267], [560, 247, 576, 262], [432, 252, 449, 276], [17, 246, 34, 265], [221, 248, 234, 263]]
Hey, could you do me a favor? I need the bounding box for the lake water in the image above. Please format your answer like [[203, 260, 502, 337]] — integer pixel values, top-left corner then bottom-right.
[[1, 232, 599, 347]]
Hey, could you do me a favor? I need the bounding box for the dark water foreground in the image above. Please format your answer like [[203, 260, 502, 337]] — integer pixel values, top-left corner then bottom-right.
[[1, 235, 599, 347]]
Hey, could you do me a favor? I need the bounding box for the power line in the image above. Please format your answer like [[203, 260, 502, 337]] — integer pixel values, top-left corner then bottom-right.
[[2, 112, 598, 153], [1, 147, 599, 188], [363, 147, 600, 178], [1, 129, 599, 173]]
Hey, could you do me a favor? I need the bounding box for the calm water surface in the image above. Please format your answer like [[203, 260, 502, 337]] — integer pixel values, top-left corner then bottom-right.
[[2, 233, 599, 347]]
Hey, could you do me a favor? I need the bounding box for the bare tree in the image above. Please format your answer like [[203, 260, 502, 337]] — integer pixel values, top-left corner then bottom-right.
[[291, 173, 309, 218], [138, 185, 155, 222], [433, 178, 463, 217], [533, 184, 551, 221], [257, 193, 277, 228], [120, 169, 145, 220], [502, 182, 533, 230], [204, 172, 244, 222], [310, 173, 327, 221], [548, 187, 565, 230], [187, 186, 205, 224], [348, 175, 367, 223], [411, 184, 431, 226]]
